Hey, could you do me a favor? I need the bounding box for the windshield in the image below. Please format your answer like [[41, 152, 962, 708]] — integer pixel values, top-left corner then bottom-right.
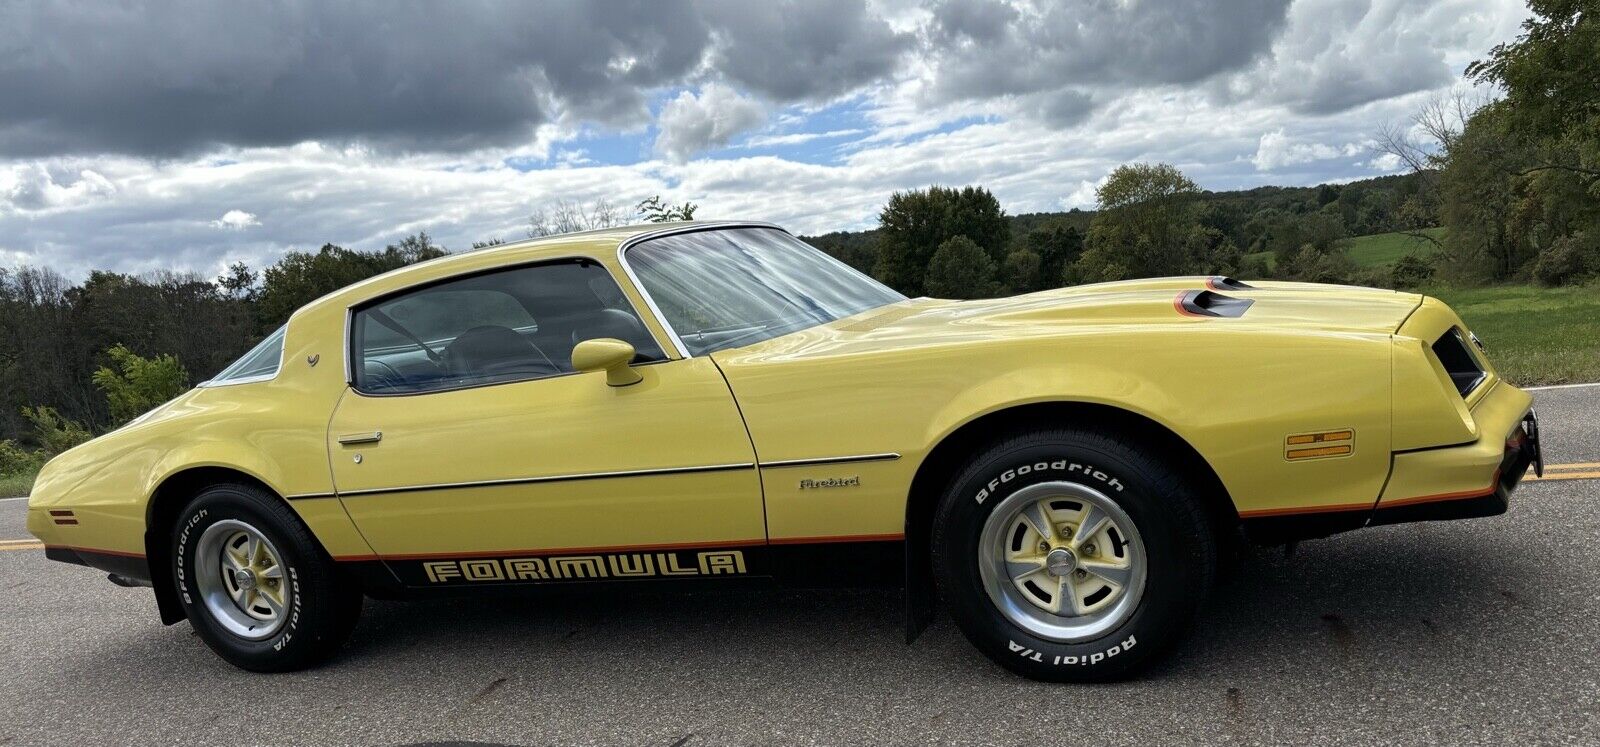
[[625, 227, 906, 356]]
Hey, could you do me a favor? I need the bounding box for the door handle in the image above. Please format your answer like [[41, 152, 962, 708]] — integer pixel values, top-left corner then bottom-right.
[[338, 431, 383, 445]]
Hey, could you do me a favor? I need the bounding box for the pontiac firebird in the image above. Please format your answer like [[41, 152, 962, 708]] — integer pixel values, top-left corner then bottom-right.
[[26, 221, 1542, 681]]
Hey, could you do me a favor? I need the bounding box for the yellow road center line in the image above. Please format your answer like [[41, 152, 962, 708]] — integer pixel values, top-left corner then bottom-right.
[[1542, 462, 1600, 471], [0, 542, 44, 551], [1526, 470, 1600, 482]]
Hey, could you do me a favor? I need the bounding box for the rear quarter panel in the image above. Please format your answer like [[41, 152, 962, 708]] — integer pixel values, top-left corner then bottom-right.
[[26, 302, 373, 560]]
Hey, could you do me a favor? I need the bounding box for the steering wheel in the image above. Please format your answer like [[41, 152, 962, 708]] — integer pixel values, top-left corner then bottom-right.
[[361, 359, 408, 391]]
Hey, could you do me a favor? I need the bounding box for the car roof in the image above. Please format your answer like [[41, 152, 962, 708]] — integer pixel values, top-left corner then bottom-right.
[[292, 220, 779, 318]]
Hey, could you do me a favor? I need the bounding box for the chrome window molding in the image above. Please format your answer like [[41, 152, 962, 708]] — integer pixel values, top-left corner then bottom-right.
[[197, 371, 280, 388], [342, 306, 354, 386], [198, 328, 288, 388], [758, 453, 902, 469], [615, 221, 787, 360]]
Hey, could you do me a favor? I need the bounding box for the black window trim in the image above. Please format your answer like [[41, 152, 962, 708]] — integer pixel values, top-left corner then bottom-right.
[[343, 254, 671, 398]]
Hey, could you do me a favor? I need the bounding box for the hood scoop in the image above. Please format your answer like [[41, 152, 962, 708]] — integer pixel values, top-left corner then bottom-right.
[[1175, 290, 1254, 318], [1206, 276, 1255, 291]]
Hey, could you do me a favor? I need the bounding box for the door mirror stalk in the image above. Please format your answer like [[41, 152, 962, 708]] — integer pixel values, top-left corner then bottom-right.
[[572, 338, 642, 387]]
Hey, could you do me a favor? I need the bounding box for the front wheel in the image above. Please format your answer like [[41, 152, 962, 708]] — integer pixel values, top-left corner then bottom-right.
[[171, 482, 361, 672], [932, 429, 1216, 682]]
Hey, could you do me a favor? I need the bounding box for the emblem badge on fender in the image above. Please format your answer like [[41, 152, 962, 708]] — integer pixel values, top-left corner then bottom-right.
[[800, 476, 861, 489]]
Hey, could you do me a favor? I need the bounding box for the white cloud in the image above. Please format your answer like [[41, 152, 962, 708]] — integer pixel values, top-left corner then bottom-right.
[[1368, 152, 1407, 172], [1218, 0, 1527, 114], [1250, 130, 1369, 171], [654, 84, 768, 163], [1, 165, 116, 211], [0, 0, 1534, 281], [210, 210, 261, 230], [740, 129, 866, 148], [1064, 176, 1108, 210]]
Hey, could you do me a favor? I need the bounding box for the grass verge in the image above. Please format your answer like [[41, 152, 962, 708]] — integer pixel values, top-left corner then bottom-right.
[[1428, 283, 1600, 386], [0, 469, 36, 498]]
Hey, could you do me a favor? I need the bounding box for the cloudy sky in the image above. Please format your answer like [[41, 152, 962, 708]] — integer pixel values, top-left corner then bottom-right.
[[0, 0, 1528, 279]]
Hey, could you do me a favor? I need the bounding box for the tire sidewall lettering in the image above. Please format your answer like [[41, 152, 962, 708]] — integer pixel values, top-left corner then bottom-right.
[[176, 502, 301, 655], [1008, 635, 1138, 667], [973, 459, 1125, 505], [941, 440, 1187, 679]]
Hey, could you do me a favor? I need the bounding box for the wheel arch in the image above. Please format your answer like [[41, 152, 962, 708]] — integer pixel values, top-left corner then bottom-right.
[[901, 400, 1237, 641], [144, 465, 292, 626]]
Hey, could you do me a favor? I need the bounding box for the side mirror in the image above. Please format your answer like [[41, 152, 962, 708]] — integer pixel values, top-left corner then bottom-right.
[[571, 338, 642, 387]]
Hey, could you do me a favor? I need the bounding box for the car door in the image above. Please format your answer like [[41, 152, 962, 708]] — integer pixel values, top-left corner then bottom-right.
[[327, 258, 766, 586]]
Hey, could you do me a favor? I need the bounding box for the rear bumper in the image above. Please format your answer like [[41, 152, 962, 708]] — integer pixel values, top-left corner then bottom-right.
[[1372, 381, 1539, 525]]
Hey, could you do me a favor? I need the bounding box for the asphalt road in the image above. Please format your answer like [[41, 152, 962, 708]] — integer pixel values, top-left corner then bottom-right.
[[2, 386, 1598, 746]]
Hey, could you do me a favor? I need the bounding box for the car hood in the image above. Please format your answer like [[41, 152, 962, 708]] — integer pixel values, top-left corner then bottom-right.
[[719, 277, 1423, 360]]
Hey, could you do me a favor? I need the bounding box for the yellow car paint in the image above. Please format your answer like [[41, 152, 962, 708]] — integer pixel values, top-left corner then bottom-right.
[[26, 221, 1536, 588], [325, 355, 765, 558]]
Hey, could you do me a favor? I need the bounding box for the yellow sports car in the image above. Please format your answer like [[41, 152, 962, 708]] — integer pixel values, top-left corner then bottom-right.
[[26, 221, 1542, 681]]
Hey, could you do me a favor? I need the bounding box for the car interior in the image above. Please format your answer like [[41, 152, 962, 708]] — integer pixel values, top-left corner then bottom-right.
[[353, 260, 664, 394]]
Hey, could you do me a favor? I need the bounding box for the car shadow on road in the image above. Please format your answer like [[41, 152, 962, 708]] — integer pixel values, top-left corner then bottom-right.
[[320, 522, 1538, 683], [43, 519, 1547, 698]]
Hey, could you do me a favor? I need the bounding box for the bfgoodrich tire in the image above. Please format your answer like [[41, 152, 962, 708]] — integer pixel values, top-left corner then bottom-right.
[[171, 482, 360, 672], [933, 428, 1216, 682]]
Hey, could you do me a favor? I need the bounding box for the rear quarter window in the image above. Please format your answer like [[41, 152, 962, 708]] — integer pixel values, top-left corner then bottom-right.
[[207, 326, 286, 385]]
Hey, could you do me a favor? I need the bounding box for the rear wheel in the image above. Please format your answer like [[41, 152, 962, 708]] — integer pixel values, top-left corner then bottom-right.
[[171, 482, 360, 672], [933, 428, 1216, 682]]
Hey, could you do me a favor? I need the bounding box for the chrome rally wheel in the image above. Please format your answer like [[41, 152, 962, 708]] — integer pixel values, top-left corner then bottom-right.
[[978, 481, 1147, 642], [932, 429, 1217, 682], [172, 481, 361, 672], [196, 519, 291, 640]]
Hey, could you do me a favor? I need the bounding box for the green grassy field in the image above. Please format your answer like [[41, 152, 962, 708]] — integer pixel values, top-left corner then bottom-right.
[[1347, 228, 1446, 267], [0, 470, 36, 498], [1429, 283, 1600, 386]]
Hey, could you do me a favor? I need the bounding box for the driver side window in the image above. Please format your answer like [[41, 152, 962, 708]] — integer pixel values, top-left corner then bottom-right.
[[350, 259, 664, 395]]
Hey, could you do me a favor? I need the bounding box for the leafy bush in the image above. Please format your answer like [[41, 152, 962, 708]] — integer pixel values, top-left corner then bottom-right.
[[1532, 231, 1599, 287], [20, 406, 93, 456], [1345, 266, 1395, 290], [0, 439, 44, 476], [92, 344, 189, 426], [1279, 244, 1359, 284], [1391, 252, 1437, 288], [1002, 249, 1043, 294], [1236, 252, 1272, 280], [925, 236, 998, 299]]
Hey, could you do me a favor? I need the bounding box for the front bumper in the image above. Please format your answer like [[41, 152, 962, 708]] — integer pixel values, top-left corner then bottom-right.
[[1372, 383, 1540, 526]]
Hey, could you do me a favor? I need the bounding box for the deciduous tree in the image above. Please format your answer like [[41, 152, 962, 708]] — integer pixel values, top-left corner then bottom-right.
[[925, 236, 998, 299], [875, 186, 1009, 295]]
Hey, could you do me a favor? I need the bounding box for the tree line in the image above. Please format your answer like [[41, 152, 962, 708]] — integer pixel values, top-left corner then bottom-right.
[[807, 169, 1433, 299]]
